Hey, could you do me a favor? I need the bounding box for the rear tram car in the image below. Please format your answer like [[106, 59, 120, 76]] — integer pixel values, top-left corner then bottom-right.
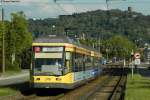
[[30, 35, 102, 89]]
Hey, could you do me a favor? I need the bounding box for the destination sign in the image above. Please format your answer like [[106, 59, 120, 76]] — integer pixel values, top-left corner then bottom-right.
[[42, 47, 63, 52]]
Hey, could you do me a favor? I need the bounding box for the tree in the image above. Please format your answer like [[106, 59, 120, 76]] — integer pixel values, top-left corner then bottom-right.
[[28, 9, 150, 47], [5, 12, 32, 70], [109, 35, 136, 59]]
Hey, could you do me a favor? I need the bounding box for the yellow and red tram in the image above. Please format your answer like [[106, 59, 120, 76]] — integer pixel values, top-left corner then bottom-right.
[[30, 35, 102, 89]]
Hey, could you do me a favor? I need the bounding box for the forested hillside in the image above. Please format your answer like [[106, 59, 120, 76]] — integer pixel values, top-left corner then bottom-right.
[[29, 9, 150, 46], [28, 9, 150, 60]]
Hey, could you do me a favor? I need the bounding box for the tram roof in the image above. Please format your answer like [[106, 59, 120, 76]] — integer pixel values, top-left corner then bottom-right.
[[33, 35, 101, 55], [34, 35, 72, 43]]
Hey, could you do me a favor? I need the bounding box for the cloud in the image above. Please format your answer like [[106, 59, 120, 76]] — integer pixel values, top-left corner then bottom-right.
[[24, 4, 58, 18], [5, 0, 108, 20], [58, 4, 76, 14], [17, 0, 107, 17], [76, 4, 107, 12], [54, 3, 107, 15], [22, 0, 49, 3], [13, 0, 50, 7], [6, 0, 150, 19]]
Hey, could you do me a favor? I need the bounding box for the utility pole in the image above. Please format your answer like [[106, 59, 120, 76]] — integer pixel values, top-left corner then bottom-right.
[[1, 6, 5, 73], [0, 0, 20, 73], [131, 49, 134, 79], [106, 0, 109, 10]]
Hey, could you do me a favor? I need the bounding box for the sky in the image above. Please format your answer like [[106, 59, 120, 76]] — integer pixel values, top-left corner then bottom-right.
[[1, 0, 150, 20]]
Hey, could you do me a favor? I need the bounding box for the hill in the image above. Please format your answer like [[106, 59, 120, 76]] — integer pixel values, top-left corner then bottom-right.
[[28, 9, 150, 47]]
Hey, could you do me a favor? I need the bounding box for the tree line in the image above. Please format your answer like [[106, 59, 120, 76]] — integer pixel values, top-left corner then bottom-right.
[[1, 9, 149, 71], [29, 9, 150, 44], [0, 12, 32, 72], [29, 9, 149, 60]]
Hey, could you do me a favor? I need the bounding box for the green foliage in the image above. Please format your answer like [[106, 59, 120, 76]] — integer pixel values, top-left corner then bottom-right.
[[0, 21, 5, 71], [28, 9, 150, 60], [109, 35, 136, 59], [9, 12, 32, 54], [79, 35, 136, 60], [0, 12, 32, 72], [28, 9, 150, 45], [0, 22, 4, 45], [5, 60, 20, 71]]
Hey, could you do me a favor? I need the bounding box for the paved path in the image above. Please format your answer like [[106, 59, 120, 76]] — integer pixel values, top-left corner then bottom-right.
[[0, 70, 29, 86], [127, 63, 150, 78], [138, 67, 150, 77]]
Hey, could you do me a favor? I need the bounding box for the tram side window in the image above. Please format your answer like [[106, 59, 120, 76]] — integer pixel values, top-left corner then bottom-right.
[[85, 56, 92, 70], [74, 60, 78, 72], [91, 57, 94, 69], [94, 57, 100, 68], [65, 52, 72, 72], [74, 53, 78, 72], [78, 54, 83, 71], [74, 53, 83, 72], [72, 53, 75, 72]]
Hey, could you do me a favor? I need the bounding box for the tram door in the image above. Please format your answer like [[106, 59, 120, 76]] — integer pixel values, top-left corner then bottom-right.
[[83, 55, 86, 79], [83, 55, 86, 71], [65, 52, 72, 73]]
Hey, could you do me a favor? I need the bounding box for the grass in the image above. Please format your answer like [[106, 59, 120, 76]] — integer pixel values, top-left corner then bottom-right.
[[125, 74, 150, 100], [0, 69, 21, 97], [0, 87, 17, 96]]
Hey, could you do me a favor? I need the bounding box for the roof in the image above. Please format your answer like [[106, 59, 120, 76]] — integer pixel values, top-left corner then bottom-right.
[[34, 35, 74, 43], [33, 35, 102, 57]]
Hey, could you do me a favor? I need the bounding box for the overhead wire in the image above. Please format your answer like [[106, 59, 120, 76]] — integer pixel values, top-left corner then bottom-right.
[[53, 0, 77, 35], [0, 0, 147, 4], [4, 0, 150, 17], [54, 4, 69, 14], [3, 0, 150, 5]]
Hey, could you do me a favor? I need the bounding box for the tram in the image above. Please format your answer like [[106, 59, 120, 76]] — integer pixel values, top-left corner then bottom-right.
[[30, 35, 102, 89]]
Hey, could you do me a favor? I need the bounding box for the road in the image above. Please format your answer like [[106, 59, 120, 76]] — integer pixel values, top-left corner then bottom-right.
[[0, 70, 29, 86]]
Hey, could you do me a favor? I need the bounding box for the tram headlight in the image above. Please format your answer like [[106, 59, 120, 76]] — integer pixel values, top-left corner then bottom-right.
[[56, 78, 62, 81], [36, 78, 40, 81]]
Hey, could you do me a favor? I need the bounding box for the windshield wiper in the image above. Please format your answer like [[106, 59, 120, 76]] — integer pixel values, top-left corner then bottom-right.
[[34, 72, 54, 76], [34, 72, 62, 76]]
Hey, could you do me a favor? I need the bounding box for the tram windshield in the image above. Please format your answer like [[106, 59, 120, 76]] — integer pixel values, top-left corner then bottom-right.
[[33, 46, 65, 76], [34, 58, 63, 76]]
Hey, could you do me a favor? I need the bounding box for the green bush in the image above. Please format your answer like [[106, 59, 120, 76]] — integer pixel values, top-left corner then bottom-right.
[[5, 60, 21, 72]]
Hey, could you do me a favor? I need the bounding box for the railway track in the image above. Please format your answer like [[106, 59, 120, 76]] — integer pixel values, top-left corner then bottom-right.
[[87, 68, 127, 100], [0, 88, 67, 100], [20, 93, 65, 100], [0, 75, 109, 100], [109, 76, 126, 100], [0, 68, 126, 100]]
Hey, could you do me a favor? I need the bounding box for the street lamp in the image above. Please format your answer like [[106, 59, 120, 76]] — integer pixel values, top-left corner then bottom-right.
[[52, 25, 56, 28], [52, 25, 56, 34]]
